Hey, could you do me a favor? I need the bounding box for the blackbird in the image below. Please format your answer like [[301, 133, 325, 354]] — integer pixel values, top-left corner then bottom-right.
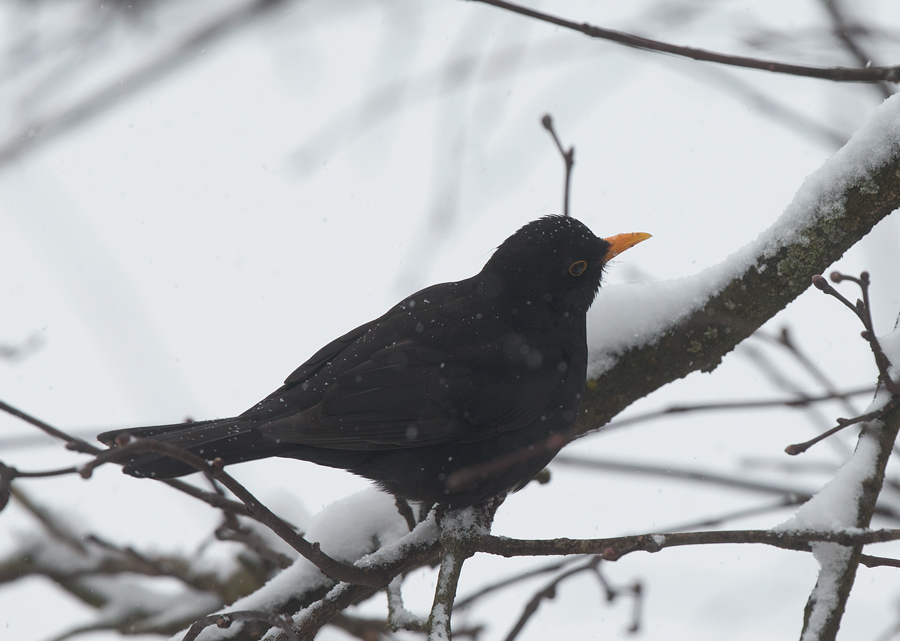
[[98, 216, 649, 508]]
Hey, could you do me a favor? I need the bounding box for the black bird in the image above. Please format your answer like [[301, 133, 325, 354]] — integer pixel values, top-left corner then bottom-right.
[[99, 216, 649, 508]]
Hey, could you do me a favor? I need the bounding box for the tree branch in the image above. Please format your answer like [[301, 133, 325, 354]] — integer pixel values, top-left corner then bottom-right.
[[576, 96, 900, 437], [79, 437, 391, 588], [476, 527, 900, 559], [471, 0, 900, 83], [798, 364, 900, 638]]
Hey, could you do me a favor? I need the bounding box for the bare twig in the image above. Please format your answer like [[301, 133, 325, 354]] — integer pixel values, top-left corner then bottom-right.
[[860, 554, 900, 569], [785, 398, 899, 455], [182, 610, 300, 641], [554, 455, 814, 499], [215, 520, 294, 570], [448, 386, 874, 493], [760, 327, 862, 408], [0, 398, 251, 518], [503, 557, 602, 641], [476, 527, 900, 559], [813, 272, 900, 394], [605, 386, 876, 429], [797, 329, 900, 640], [79, 436, 390, 587], [161, 477, 252, 518], [820, 0, 893, 99], [0, 398, 99, 455], [455, 558, 578, 610], [658, 498, 808, 533], [470, 0, 900, 83], [784, 271, 900, 455], [541, 114, 574, 217]]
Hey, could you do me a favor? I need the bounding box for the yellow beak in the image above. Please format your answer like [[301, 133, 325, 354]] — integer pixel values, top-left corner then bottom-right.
[[602, 232, 652, 261]]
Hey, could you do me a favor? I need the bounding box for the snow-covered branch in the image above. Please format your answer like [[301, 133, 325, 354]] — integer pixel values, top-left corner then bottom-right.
[[578, 93, 900, 434], [786, 305, 900, 640]]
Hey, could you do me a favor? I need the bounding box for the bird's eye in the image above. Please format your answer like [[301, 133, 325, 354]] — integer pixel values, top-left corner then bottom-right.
[[568, 260, 587, 276]]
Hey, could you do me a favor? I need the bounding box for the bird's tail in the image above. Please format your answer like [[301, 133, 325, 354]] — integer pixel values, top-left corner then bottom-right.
[[97, 419, 292, 479]]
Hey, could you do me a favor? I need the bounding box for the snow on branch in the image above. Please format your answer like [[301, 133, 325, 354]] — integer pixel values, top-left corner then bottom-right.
[[774, 284, 900, 641], [577, 92, 900, 435]]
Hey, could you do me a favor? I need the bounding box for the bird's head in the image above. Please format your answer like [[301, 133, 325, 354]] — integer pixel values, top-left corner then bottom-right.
[[482, 215, 650, 315]]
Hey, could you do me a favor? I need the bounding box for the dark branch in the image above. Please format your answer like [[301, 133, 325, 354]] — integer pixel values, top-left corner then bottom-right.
[[80, 437, 391, 587], [813, 272, 900, 395], [476, 527, 900, 560], [860, 554, 900, 569], [471, 0, 900, 83], [182, 610, 300, 641], [0, 398, 100, 455], [785, 398, 899, 455], [504, 557, 602, 641]]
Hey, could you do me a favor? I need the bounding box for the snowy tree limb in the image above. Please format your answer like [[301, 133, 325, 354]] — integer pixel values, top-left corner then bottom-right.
[[796, 400, 900, 640], [576, 96, 900, 435], [794, 306, 900, 640]]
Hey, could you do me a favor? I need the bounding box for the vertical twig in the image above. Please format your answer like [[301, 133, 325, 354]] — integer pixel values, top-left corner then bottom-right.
[[541, 114, 575, 217]]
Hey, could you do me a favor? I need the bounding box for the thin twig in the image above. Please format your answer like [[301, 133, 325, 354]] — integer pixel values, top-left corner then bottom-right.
[[860, 554, 900, 569], [161, 477, 252, 518], [504, 557, 601, 641], [656, 497, 807, 533], [455, 558, 578, 609], [590, 386, 876, 435], [784, 399, 898, 455], [541, 114, 574, 217], [554, 455, 814, 498], [470, 0, 900, 83], [0, 398, 99, 455], [448, 387, 875, 492], [181, 610, 300, 641], [819, 0, 893, 99], [476, 527, 900, 560], [814, 272, 900, 394], [215, 522, 294, 570], [78, 437, 391, 587], [0, 401, 285, 523]]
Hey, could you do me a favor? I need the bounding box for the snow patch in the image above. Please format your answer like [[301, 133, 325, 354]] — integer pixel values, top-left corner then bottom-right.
[[176, 489, 416, 640]]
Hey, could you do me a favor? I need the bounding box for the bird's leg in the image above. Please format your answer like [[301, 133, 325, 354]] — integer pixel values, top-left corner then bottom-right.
[[427, 498, 502, 640], [394, 498, 417, 531]]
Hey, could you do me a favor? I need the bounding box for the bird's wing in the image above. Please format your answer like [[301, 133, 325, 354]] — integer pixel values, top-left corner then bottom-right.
[[282, 320, 376, 385], [256, 334, 572, 450]]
